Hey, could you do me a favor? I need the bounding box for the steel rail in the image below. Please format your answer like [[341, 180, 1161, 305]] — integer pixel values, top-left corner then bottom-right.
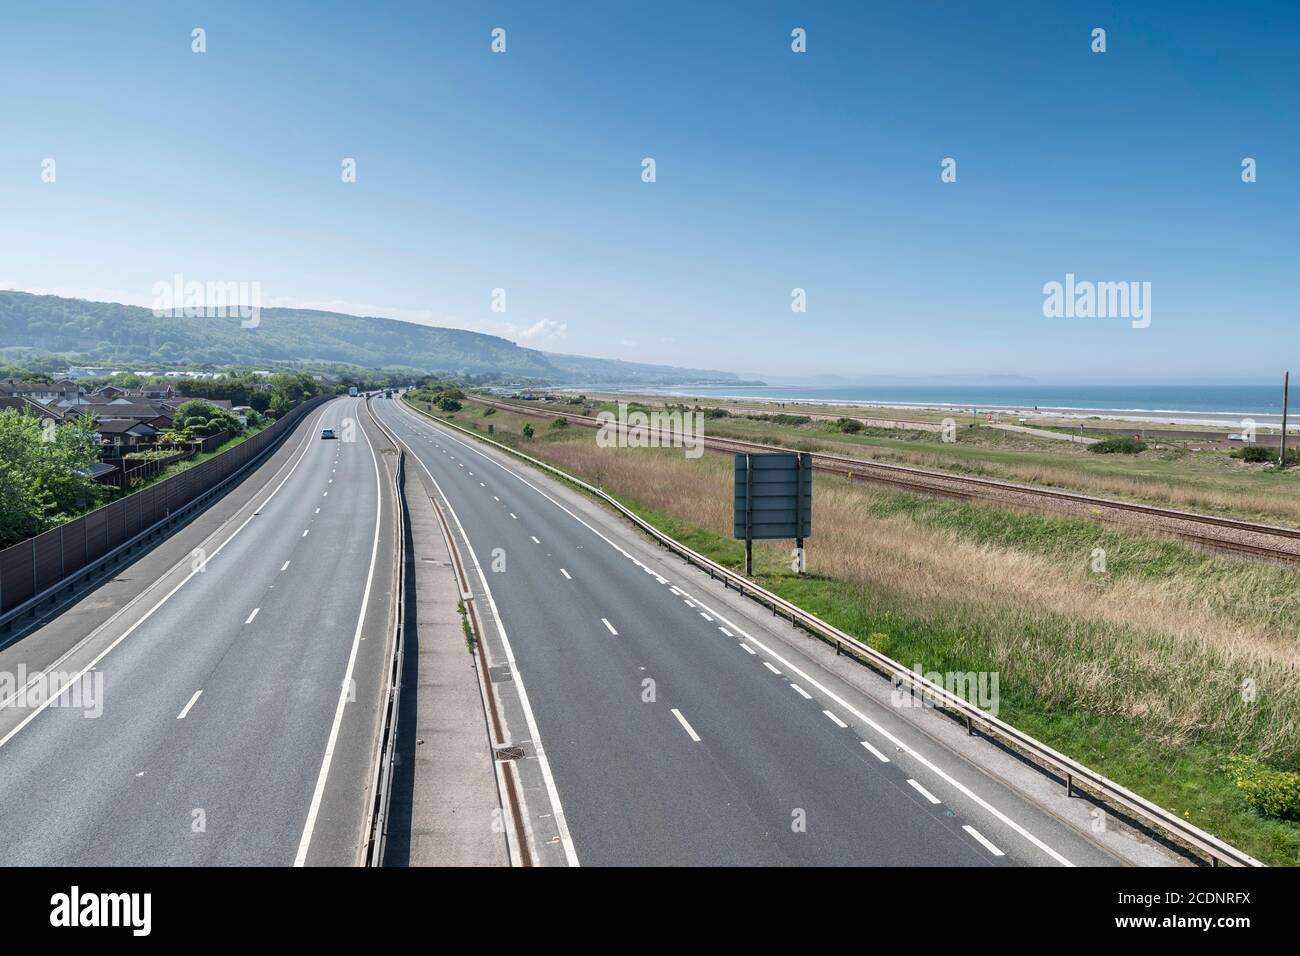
[[469, 396, 1300, 554]]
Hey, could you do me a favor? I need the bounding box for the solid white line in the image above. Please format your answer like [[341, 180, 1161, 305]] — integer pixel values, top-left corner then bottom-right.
[[601, 617, 618, 635], [393, 398, 1076, 866], [790, 683, 812, 700], [908, 779, 942, 804], [671, 708, 701, 742], [560, 568, 572, 580], [739, 643, 756, 655], [963, 824, 1005, 856], [377, 403, 579, 867], [823, 709, 848, 728], [177, 690, 202, 720], [763, 661, 781, 675], [718, 626, 733, 637], [861, 740, 891, 762], [0, 402, 334, 741], [294, 406, 383, 867], [245, 608, 260, 625], [281, 561, 290, 571]]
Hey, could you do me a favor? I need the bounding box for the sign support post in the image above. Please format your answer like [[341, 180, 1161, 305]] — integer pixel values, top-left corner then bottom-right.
[[794, 453, 805, 573], [744, 453, 753, 576], [1281, 371, 1290, 468]]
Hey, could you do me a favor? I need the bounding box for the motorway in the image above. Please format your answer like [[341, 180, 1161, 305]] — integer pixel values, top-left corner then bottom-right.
[[373, 395, 1139, 867], [0, 397, 398, 865]]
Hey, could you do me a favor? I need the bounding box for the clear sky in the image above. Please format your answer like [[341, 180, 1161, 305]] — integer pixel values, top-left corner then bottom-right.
[[0, 1, 1295, 383]]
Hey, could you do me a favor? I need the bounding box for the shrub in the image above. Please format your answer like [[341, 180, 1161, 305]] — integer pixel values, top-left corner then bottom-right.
[[549, 417, 570, 430], [521, 423, 535, 439], [748, 413, 812, 426], [701, 407, 730, 419], [1232, 445, 1274, 463], [1225, 756, 1300, 820], [1230, 445, 1297, 465], [1088, 435, 1146, 454], [482, 407, 496, 416], [837, 417, 863, 433], [436, 396, 462, 412]]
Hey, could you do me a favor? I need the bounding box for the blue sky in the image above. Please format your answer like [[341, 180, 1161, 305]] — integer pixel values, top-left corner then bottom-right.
[[0, 1, 1295, 383]]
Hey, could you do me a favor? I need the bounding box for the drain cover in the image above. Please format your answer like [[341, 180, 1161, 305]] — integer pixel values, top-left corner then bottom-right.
[[495, 746, 525, 761]]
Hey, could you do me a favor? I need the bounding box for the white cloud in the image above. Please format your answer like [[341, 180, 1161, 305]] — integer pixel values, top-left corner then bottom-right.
[[511, 318, 568, 343]]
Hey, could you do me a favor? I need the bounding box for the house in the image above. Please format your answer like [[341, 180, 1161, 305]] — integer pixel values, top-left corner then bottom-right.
[[89, 404, 174, 430], [94, 418, 159, 453], [0, 379, 82, 405], [0, 396, 64, 422]]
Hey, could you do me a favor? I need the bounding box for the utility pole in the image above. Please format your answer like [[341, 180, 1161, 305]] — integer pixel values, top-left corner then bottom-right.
[[1281, 371, 1291, 468]]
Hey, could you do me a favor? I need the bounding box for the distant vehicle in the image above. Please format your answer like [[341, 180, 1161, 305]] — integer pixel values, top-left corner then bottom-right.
[[384, 389, 392, 398], [321, 428, 337, 440], [1228, 433, 1250, 442], [347, 386, 358, 397]]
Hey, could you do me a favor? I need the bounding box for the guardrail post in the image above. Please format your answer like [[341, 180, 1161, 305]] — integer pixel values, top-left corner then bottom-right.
[[1065, 772, 1073, 797]]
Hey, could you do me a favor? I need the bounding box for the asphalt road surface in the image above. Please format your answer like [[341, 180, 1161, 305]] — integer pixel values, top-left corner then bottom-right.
[[374, 395, 1128, 867], [0, 397, 397, 865]]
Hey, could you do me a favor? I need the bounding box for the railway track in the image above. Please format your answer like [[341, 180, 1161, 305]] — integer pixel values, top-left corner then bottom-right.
[[457, 396, 1300, 564]]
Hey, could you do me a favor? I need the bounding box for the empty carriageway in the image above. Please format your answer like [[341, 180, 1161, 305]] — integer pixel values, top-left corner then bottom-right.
[[0, 397, 400, 866], [374, 394, 1127, 867]]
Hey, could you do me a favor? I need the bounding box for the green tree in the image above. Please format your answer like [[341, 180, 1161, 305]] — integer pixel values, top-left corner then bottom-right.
[[0, 411, 102, 547]]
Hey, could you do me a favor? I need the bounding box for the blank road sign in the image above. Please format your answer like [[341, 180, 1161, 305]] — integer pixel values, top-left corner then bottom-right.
[[734, 453, 812, 540]]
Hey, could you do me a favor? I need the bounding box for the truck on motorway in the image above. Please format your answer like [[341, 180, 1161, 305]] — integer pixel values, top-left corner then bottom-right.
[[348, 386, 358, 397]]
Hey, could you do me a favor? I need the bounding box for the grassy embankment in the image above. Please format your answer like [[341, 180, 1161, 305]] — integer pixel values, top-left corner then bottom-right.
[[414, 395, 1300, 865], [509, 394, 1300, 526]]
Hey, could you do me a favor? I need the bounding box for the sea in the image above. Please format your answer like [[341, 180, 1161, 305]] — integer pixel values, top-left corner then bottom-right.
[[617, 384, 1295, 427]]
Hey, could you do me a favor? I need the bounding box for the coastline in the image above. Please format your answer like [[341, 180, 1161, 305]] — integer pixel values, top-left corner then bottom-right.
[[567, 386, 1294, 430]]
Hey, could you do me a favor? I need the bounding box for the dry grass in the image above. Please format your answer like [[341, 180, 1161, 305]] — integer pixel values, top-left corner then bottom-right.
[[478, 421, 1300, 765]]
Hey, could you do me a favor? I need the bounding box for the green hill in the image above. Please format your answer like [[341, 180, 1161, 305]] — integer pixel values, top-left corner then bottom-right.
[[0, 291, 743, 385]]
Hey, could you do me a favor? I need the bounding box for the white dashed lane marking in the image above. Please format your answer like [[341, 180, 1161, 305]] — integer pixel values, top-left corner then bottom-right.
[[907, 779, 942, 804], [177, 690, 203, 720], [963, 825, 1005, 857], [671, 708, 701, 743], [861, 740, 891, 763]]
